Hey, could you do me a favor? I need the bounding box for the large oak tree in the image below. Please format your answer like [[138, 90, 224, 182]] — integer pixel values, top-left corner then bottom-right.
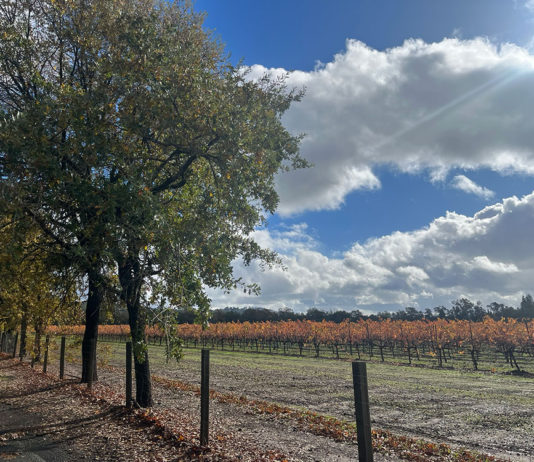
[[1, 0, 306, 406]]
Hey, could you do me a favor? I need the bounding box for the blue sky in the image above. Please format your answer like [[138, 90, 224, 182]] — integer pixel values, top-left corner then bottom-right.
[[196, 0, 533, 71], [196, 0, 534, 313]]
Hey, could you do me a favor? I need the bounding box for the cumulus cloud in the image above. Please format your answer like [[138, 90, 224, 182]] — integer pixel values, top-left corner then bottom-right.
[[450, 175, 495, 199], [208, 192, 534, 312], [248, 38, 534, 215]]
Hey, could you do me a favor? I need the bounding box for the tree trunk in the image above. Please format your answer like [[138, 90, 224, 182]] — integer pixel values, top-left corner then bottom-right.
[[133, 339, 152, 407], [470, 348, 478, 370], [19, 308, 28, 360], [33, 329, 42, 364], [119, 256, 153, 408], [82, 271, 103, 383], [129, 303, 153, 407]]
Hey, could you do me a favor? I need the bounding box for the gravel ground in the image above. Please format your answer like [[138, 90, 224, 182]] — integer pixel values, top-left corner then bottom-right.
[[1, 354, 403, 461], [0, 357, 203, 461], [9, 338, 532, 462], [122, 344, 534, 462]]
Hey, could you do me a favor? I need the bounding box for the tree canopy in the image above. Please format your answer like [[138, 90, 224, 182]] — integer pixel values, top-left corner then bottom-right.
[[1, 0, 306, 406], [0, 222, 81, 359]]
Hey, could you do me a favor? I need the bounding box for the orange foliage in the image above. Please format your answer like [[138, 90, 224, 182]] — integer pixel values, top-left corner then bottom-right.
[[47, 317, 534, 353]]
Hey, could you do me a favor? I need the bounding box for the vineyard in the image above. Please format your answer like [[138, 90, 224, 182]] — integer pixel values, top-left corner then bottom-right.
[[49, 317, 534, 371]]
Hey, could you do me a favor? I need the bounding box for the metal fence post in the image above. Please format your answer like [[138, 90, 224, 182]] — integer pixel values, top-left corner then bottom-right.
[[59, 336, 66, 379], [43, 335, 50, 373], [352, 361, 373, 462], [200, 349, 210, 446], [126, 342, 132, 408]]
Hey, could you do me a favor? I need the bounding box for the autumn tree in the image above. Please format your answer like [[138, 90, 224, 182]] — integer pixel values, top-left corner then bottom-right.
[[103, 1, 306, 406], [1, 0, 305, 406], [0, 222, 81, 360], [0, 0, 126, 381]]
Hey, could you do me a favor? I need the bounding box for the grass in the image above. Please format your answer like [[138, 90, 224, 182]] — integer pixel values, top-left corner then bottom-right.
[[88, 340, 534, 412], [33, 335, 534, 401], [177, 338, 534, 373], [463, 413, 534, 431]]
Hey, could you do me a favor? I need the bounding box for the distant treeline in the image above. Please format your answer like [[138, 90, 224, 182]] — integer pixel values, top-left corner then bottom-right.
[[145, 294, 534, 324]]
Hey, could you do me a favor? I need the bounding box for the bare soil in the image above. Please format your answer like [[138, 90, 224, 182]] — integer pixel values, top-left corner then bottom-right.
[[2, 353, 402, 461], [8, 339, 534, 461], [136, 345, 534, 462], [0, 358, 190, 461]]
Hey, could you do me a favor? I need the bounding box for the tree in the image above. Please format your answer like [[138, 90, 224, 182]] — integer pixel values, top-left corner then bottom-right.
[[450, 298, 475, 320], [472, 302, 486, 322], [278, 307, 297, 321], [424, 308, 436, 320], [449, 299, 486, 321], [0, 223, 81, 360], [103, 1, 306, 405], [520, 294, 534, 319], [0, 0, 124, 382], [487, 302, 517, 319], [433, 305, 448, 319], [1, 0, 305, 406], [350, 309, 364, 321], [306, 308, 328, 322]]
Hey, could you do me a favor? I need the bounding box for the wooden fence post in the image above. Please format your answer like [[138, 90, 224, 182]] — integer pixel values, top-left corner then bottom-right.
[[0, 332, 5, 353], [200, 349, 210, 446], [11, 332, 18, 358], [59, 336, 66, 379], [126, 342, 132, 408], [42, 335, 50, 373], [352, 361, 373, 462]]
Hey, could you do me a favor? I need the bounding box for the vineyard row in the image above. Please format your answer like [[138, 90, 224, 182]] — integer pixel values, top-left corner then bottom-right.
[[48, 317, 534, 371]]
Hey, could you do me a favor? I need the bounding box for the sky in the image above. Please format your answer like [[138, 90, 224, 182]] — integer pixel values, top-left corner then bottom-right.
[[194, 0, 534, 314]]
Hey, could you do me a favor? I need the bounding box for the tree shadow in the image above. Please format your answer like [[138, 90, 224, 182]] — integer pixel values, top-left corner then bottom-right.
[[0, 362, 22, 370], [0, 406, 125, 438], [0, 357, 21, 369], [0, 379, 78, 399]]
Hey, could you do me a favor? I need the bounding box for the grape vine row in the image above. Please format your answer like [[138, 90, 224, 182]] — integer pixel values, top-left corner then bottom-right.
[[48, 317, 534, 370]]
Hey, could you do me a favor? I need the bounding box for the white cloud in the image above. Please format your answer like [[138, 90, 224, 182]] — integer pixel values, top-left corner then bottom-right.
[[209, 192, 534, 312], [525, 0, 534, 13], [450, 175, 495, 199], [250, 38, 534, 215], [467, 256, 518, 274]]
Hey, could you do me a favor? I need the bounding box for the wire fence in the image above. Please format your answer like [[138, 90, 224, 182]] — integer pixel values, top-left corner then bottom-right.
[[3, 329, 534, 461]]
